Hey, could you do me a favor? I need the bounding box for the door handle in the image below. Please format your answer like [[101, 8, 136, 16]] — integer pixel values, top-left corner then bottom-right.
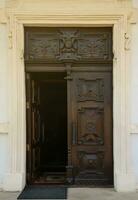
[[72, 122, 77, 145]]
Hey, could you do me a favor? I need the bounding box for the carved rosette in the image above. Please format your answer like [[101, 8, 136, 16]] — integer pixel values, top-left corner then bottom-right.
[[56, 30, 81, 61]]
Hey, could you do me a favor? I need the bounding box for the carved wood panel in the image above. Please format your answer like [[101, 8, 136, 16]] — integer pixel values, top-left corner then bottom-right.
[[78, 150, 104, 173], [78, 107, 104, 145], [71, 72, 113, 185], [25, 28, 112, 63], [25, 27, 113, 185], [77, 78, 104, 102]]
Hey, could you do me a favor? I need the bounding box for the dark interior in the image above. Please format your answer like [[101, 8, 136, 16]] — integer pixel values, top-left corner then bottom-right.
[[32, 72, 67, 183]]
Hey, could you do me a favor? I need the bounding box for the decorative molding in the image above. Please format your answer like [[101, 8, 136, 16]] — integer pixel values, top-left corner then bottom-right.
[[25, 28, 112, 63], [0, 123, 9, 133], [8, 31, 13, 49], [124, 33, 131, 50]]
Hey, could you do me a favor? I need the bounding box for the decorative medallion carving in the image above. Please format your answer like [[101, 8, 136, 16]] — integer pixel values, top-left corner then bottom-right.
[[77, 78, 104, 102], [56, 30, 81, 61], [25, 28, 112, 62], [78, 107, 104, 145]]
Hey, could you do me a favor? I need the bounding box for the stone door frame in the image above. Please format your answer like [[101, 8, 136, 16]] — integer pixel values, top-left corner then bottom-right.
[[3, 12, 136, 191]]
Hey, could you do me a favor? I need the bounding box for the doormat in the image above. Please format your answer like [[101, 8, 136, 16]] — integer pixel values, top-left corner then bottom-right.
[[17, 185, 67, 199]]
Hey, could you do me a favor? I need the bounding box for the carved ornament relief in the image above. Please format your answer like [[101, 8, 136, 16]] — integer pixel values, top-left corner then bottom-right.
[[25, 28, 112, 62], [78, 151, 104, 173], [78, 107, 104, 145], [77, 78, 104, 102]]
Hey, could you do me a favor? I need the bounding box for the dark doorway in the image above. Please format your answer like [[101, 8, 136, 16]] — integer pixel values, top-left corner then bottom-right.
[[26, 72, 67, 184], [25, 27, 113, 186]]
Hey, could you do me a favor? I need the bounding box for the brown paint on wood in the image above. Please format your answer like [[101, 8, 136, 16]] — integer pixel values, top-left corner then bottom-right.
[[25, 27, 113, 185]]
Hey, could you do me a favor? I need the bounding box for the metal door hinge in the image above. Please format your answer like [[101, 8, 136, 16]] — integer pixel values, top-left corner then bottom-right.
[[26, 102, 30, 109], [26, 144, 30, 151]]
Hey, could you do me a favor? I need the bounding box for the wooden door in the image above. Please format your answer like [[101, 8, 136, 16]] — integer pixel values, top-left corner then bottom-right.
[[25, 27, 113, 185], [69, 71, 113, 185], [26, 73, 41, 183]]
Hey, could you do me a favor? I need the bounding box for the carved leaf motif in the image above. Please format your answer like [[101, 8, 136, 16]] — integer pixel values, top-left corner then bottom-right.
[[28, 36, 59, 60]]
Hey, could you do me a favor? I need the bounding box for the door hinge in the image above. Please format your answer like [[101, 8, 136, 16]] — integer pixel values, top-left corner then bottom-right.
[[26, 144, 30, 151], [26, 102, 30, 109]]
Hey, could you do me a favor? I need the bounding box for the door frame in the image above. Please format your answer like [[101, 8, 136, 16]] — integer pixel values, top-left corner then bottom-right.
[[4, 13, 136, 191]]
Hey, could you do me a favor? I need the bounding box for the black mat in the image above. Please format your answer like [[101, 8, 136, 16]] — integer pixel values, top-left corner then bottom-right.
[[17, 185, 67, 199]]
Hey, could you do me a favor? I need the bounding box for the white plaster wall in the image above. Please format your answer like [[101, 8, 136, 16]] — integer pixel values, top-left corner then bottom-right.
[[0, 0, 5, 8], [0, 24, 8, 122], [0, 20, 9, 189], [0, 134, 8, 189], [0, 0, 138, 190], [133, 0, 138, 7], [131, 42, 138, 183], [131, 0, 138, 186]]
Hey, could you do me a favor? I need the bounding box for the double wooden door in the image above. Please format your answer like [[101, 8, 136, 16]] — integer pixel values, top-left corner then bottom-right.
[[25, 27, 113, 185], [26, 70, 112, 185]]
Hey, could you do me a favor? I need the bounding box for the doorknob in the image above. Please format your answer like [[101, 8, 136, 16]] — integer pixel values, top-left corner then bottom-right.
[[72, 122, 77, 145]]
